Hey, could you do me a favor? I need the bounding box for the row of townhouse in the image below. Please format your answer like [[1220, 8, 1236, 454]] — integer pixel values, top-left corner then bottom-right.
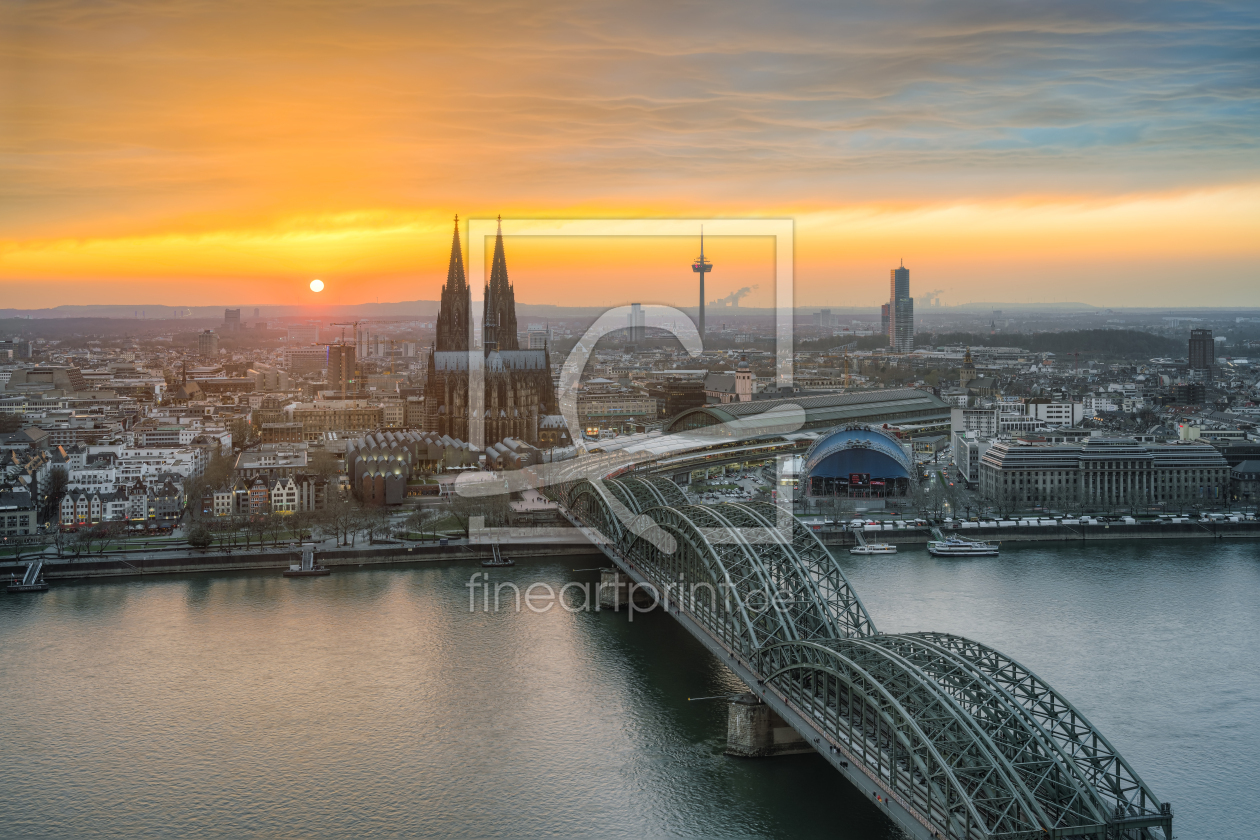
[[59, 475, 186, 528], [201, 472, 331, 518]]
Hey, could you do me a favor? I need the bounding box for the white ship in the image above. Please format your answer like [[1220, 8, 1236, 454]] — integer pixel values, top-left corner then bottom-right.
[[850, 543, 897, 555], [849, 529, 897, 555], [927, 537, 1000, 557]]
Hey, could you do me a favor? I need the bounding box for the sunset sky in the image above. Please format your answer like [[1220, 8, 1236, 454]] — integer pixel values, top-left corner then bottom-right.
[[2, 1, 1257, 310]]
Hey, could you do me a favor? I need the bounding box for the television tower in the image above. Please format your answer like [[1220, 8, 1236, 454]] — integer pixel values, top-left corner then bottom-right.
[[692, 228, 713, 336]]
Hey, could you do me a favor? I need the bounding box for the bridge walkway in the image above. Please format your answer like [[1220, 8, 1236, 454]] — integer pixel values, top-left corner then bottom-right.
[[549, 470, 1172, 840]]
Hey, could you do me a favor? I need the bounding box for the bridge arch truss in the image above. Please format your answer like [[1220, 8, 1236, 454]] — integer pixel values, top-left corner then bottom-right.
[[553, 471, 1170, 840]]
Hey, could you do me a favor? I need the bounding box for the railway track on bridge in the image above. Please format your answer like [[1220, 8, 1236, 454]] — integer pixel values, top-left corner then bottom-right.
[[547, 470, 1173, 840]]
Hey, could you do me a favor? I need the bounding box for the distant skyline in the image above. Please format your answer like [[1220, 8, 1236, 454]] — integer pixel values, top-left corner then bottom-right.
[[2, 1, 1257, 308]]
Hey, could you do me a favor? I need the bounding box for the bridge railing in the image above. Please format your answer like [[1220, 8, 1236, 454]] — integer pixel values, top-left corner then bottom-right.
[[553, 471, 1170, 840]]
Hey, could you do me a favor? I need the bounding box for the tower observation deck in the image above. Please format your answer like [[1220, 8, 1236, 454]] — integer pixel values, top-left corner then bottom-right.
[[692, 230, 713, 337]]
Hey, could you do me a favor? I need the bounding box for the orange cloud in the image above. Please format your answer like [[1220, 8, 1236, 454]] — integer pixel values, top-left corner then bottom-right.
[[2, 1, 1257, 307], [2, 186, 1257, 308]]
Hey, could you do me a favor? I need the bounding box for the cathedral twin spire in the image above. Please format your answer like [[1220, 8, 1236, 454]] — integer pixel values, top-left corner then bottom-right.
[[434, 215, 518, 354], [435, 215, 470, 352], [483, 216, 519, 351]]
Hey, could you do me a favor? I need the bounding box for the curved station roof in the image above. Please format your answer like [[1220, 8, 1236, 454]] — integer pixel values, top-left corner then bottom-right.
[[665, 388, 951, 436], [801, 424, 914, 480]]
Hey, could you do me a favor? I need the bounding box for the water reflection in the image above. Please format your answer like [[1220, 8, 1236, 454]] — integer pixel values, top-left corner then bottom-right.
[[3, 543, 1252, 839]]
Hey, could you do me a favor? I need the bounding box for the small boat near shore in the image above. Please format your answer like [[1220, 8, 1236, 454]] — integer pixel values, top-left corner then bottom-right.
[[283, 565, 331, 577], [7, 560, 49, 593], [481, 543, 515, 568], [850, 543, 897, 555], [927, 537, 1000, 557], [284, 545, 331, 577]]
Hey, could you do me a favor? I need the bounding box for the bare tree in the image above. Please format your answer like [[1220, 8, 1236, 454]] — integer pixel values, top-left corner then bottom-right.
[[405, 507, 439, 540], [183, 476, 210, 521], [12, 533, 48, 563], [50, 527, 72, 558], [906, 478, 928, 519], [68, 527, 95, 558], [346, 503, 373, 546], [826, 493, 855, 526], [364, 507, 392, 543], [97, 521, 125, 554], [285, 510, 311, 543], [309, 450, 341, 484], [447, 489, 511, 536], [247, 515, 269, 548], [226, 515, 248, 548], [264, 514, 288, 545], [317, 496, 360, 546]]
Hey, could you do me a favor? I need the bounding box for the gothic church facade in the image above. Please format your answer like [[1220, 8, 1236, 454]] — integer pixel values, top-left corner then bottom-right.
[[423, 218, 556, 447]]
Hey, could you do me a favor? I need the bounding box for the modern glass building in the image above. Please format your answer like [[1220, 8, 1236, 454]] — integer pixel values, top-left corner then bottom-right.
[[889, 262, 914, 352]]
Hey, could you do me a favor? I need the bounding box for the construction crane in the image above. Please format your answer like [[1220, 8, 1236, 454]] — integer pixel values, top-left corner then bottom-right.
[[329, 320, 362, 346]]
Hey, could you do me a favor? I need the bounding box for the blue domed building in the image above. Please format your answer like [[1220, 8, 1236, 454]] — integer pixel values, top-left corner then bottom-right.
[[801, 424, 914, 499]]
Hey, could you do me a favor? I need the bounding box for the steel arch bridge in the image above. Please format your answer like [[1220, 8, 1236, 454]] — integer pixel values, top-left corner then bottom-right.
[[549, 475, 1171, 840]]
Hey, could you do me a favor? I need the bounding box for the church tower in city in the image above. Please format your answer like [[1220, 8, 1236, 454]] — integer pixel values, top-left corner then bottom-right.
[[424, 215, 557, 448], [482, 218, 520, 352], [435, 216, 471, 352]]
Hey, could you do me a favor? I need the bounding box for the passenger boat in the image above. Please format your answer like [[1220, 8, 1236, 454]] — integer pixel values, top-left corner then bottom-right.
[[849, 543, 897, 555], [927, 537, 1000, 557]]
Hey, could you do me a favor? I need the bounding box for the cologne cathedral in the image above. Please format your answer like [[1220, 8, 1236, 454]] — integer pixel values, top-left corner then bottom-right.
[[423, 217, 556, 447]]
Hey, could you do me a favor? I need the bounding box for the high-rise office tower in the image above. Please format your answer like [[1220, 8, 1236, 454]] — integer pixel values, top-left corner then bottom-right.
[[327, 343, 356, 398], [197, 330, 219, 358], [1188, 329, 1215, 372], [627, 303, 645, 342], [223, 308, 242, 332], [888, 261, 914, 352]]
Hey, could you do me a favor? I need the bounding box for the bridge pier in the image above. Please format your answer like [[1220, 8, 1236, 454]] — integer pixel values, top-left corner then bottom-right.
[[726, 693, 812, 757]]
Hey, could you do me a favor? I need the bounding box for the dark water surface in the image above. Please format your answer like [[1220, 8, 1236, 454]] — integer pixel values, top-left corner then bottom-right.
[[0, 540, 1256, 839]]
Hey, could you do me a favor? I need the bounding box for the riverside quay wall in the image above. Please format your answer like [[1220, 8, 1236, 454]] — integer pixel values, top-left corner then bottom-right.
[[1, 541, 604, 582], [6, 519, 1259, 584], [817, 519, 1260, 546]]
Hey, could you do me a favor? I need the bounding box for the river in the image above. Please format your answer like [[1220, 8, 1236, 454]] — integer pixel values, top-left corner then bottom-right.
[[1, 540, 1256, 839]]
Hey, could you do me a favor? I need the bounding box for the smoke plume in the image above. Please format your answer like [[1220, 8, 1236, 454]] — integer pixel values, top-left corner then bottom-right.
[[709, 285, 758, 307]]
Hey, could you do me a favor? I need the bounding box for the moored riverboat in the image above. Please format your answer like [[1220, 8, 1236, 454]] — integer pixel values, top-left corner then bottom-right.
[[927, 537, 1000, 557]]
